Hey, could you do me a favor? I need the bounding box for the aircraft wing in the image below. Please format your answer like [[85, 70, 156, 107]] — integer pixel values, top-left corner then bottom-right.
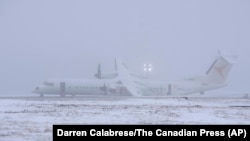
[[116, 59, 141, 97], [121, 78, 141, 97]]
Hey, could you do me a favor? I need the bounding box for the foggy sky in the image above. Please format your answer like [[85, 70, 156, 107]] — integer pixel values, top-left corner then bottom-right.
[[0, 0, 250, 95]]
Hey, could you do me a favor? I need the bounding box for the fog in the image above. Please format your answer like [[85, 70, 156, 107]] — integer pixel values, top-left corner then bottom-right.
[[0, 0, 249, 95]]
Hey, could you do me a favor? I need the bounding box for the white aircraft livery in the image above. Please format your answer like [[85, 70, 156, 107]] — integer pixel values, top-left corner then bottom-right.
[[33, 55, 233, 97]]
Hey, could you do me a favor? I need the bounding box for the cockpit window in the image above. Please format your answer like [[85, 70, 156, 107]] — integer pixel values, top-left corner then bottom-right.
[[43, 81, 54, 86]]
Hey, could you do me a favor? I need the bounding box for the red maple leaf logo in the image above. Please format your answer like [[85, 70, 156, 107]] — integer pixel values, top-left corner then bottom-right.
[[215, 65, 227, 80]]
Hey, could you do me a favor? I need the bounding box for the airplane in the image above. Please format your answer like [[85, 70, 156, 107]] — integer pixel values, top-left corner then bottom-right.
[[32, 55, 233, 97]]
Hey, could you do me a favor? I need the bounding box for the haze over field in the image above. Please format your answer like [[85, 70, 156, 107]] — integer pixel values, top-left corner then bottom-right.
[[0, 1, 250, 95]]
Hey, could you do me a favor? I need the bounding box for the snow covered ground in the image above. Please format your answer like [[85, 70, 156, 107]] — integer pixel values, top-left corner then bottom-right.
[[0, 95, 250, 141]]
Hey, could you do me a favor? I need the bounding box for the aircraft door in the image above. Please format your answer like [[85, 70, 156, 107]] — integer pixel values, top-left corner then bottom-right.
[[60, 82, 66, 96]]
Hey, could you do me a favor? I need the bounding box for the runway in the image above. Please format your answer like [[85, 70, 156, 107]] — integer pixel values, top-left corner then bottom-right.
[[0, 95, 249, 141]]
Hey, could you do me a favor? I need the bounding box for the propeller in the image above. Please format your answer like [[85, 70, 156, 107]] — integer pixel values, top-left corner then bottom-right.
[[114, 58, 117, 71], [99, 81, 110, 95], [94, 64, 102, 79]]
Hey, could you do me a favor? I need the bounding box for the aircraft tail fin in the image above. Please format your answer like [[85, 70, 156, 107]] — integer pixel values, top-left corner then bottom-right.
[[205, 56, 233, 84]]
